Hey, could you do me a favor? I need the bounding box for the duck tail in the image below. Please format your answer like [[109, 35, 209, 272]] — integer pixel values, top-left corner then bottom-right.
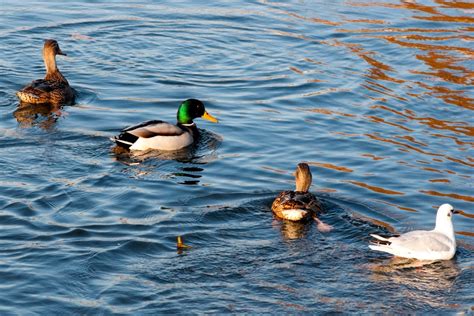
[[368, 244, 392, 252], [111, 132, 138, 150]]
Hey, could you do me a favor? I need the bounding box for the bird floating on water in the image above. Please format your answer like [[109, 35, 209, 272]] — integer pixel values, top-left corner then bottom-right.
[[112, 99, 218, 151], [369, 203, 459, 261], [271, 162, 332, 232], [16, 39, 75, 106]]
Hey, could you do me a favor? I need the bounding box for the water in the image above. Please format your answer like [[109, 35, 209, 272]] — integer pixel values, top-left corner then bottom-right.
[[0, 0, 473, 313]]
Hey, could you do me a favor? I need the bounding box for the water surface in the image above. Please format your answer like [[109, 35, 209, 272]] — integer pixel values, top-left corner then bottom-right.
[[0, 0, 473, 314]]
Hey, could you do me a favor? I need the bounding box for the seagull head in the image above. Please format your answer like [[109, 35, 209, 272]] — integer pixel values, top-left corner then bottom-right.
[[438, 203, 458, 219], [435, 204, 458, 235]]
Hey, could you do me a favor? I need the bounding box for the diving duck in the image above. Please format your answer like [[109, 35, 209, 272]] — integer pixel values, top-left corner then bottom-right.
[[112, 99, 218, 151], [16, 39, 75, 106], [272, 163, 332, 232]]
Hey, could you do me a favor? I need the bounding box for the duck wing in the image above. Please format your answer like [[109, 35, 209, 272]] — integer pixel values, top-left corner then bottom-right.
[[113, 120, 191, 150], [122, 120, 185, 138], [17, 79, 71, 105]]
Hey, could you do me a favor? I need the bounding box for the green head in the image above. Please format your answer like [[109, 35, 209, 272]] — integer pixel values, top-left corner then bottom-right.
[[177, 99, 218, 125]]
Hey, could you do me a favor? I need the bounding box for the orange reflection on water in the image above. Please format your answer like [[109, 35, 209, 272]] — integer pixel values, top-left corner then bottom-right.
[[307, 161, 353, 173], [382, 36, 473, 57], [416, 82, 474, 110], [420, 190, 474, 203], [368, 115, 413, 132], [286, 11, 341, 26], [365, 133, 442, 157], [361, 153, 385, 161], [457, 231, 474, 237], [308, 108, 356, 118], [348, 1, 440, 15], [376, 199, 418, 213], [429, 178, 451, 183], [373, 105, 474, 137], [346, 180, 404, 195]]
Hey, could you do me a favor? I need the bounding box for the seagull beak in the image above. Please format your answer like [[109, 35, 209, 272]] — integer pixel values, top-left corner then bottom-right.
[[453, 210, 460, 214], [201, 111, 218, 123]]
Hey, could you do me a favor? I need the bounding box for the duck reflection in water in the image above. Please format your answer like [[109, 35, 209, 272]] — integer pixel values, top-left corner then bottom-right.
[[275, 219, 312, 240], [13, 103, 62, 130], [272, 163, 332, 233]]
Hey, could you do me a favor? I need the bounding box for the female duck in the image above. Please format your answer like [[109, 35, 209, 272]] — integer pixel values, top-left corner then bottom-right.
[[16, 39, 75, 106], [272, 163, 332, 232], [112, 99, 218, 151]]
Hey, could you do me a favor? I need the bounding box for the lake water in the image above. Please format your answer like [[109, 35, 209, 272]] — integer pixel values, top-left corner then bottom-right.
[[0, 0, 473, 314]]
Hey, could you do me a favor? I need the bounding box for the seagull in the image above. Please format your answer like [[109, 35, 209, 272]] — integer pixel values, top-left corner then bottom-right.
[[369, 204, 459, 261]]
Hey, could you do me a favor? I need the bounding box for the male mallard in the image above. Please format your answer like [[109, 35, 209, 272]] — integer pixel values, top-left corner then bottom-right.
[[272, 163, 332, 232], [112, 99, 218, 151], [16, 39, 75, 106]]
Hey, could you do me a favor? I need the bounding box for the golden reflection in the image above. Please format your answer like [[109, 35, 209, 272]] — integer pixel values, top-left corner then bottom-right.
[[429, 178, 451, 183], [308, 108, 356, 117], [414, 15, 474, 23], [352, 212, 398, 232], [361, 153, 385, 161], [422, 167, 443, 173], [348, 2, 440, 15], [289, 66, 304, 75], [430, 133, 473, 147], [368, 115, 413, 132], [382, 36, 473, 57], [262, 166, 288, 175], [365, 133, 441, 157], [376, 199, 418, 213], [456, 210, 474, 219], [372, 105, 473, 137], [338, 0, 474, 114], [286, 11, 341, 26], [420, 190, 474, 203], [307, 161, 353, 173], [416, 82, 474, 110], [346, 180, 404, 195], [435, 1, 474, 9], [344, 18, 387, 24]]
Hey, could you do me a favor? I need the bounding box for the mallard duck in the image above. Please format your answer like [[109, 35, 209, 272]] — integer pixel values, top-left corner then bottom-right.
[[369, 204, 458, 260], [112, 99, 218, 151], [272, 163, 332, 232], [16, 39, 75, 106]]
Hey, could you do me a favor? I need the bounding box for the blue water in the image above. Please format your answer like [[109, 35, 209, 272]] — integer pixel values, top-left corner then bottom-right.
[[0, 0, 473, 314]]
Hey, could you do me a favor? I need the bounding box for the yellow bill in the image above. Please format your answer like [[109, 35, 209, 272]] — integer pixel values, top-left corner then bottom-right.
[[201, 111, 218, 123]]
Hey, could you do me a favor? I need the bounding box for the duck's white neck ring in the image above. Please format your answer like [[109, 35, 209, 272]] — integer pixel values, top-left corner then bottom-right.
[[181, 123, 196, 127]]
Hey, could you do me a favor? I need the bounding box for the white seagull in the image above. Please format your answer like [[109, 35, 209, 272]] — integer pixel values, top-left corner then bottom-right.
[[369, 204, 459, 261]]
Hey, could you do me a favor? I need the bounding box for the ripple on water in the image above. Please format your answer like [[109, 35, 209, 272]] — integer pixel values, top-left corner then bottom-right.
[[0, 0, 473, 314]]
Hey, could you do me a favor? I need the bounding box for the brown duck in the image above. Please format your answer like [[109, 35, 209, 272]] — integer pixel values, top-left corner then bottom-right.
[[16, 39, 75, 106], [271, 163, 332, 232]]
